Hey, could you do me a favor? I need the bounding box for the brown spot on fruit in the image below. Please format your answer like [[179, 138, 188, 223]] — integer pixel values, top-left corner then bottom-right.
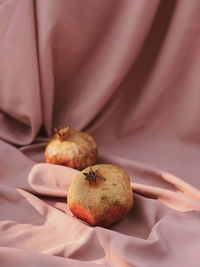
[[101, 188, 109, 191]]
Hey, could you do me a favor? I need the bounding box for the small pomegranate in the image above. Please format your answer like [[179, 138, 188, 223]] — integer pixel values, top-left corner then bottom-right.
[[67, 164, 133, 227], [45, 126, 97, 170]]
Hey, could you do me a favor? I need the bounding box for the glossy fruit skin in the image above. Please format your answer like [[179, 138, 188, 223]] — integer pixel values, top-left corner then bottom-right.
[[45, 127, 97, 170], [67, 164, 133, 227]]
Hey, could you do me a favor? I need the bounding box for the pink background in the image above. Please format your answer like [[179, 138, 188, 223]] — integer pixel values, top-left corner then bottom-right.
[[1, 0, 200, 266]]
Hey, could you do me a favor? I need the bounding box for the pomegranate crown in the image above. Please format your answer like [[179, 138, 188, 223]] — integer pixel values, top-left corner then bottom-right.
[[83, 167, 97, 183], [55, 126, 71, 141]]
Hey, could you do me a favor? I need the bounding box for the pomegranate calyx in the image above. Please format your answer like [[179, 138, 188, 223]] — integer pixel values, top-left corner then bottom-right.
[[55, 126, 71, 142], [83, 167, 97, 183]]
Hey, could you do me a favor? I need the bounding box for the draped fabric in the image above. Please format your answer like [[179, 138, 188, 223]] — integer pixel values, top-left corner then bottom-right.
[[1, 0, 200, 266]]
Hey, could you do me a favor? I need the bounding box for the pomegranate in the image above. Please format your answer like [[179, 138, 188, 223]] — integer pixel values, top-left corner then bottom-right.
[[45, 126, 97, 170], [67, 164, 133, 227]]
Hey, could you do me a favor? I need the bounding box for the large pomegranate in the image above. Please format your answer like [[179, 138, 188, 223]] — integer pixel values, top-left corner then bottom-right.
[[45, 126, 97, 170], [67, 164, 133, 227]]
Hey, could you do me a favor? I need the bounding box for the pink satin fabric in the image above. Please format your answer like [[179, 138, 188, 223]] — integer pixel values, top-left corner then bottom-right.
[[1, 0, 200, 266]]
